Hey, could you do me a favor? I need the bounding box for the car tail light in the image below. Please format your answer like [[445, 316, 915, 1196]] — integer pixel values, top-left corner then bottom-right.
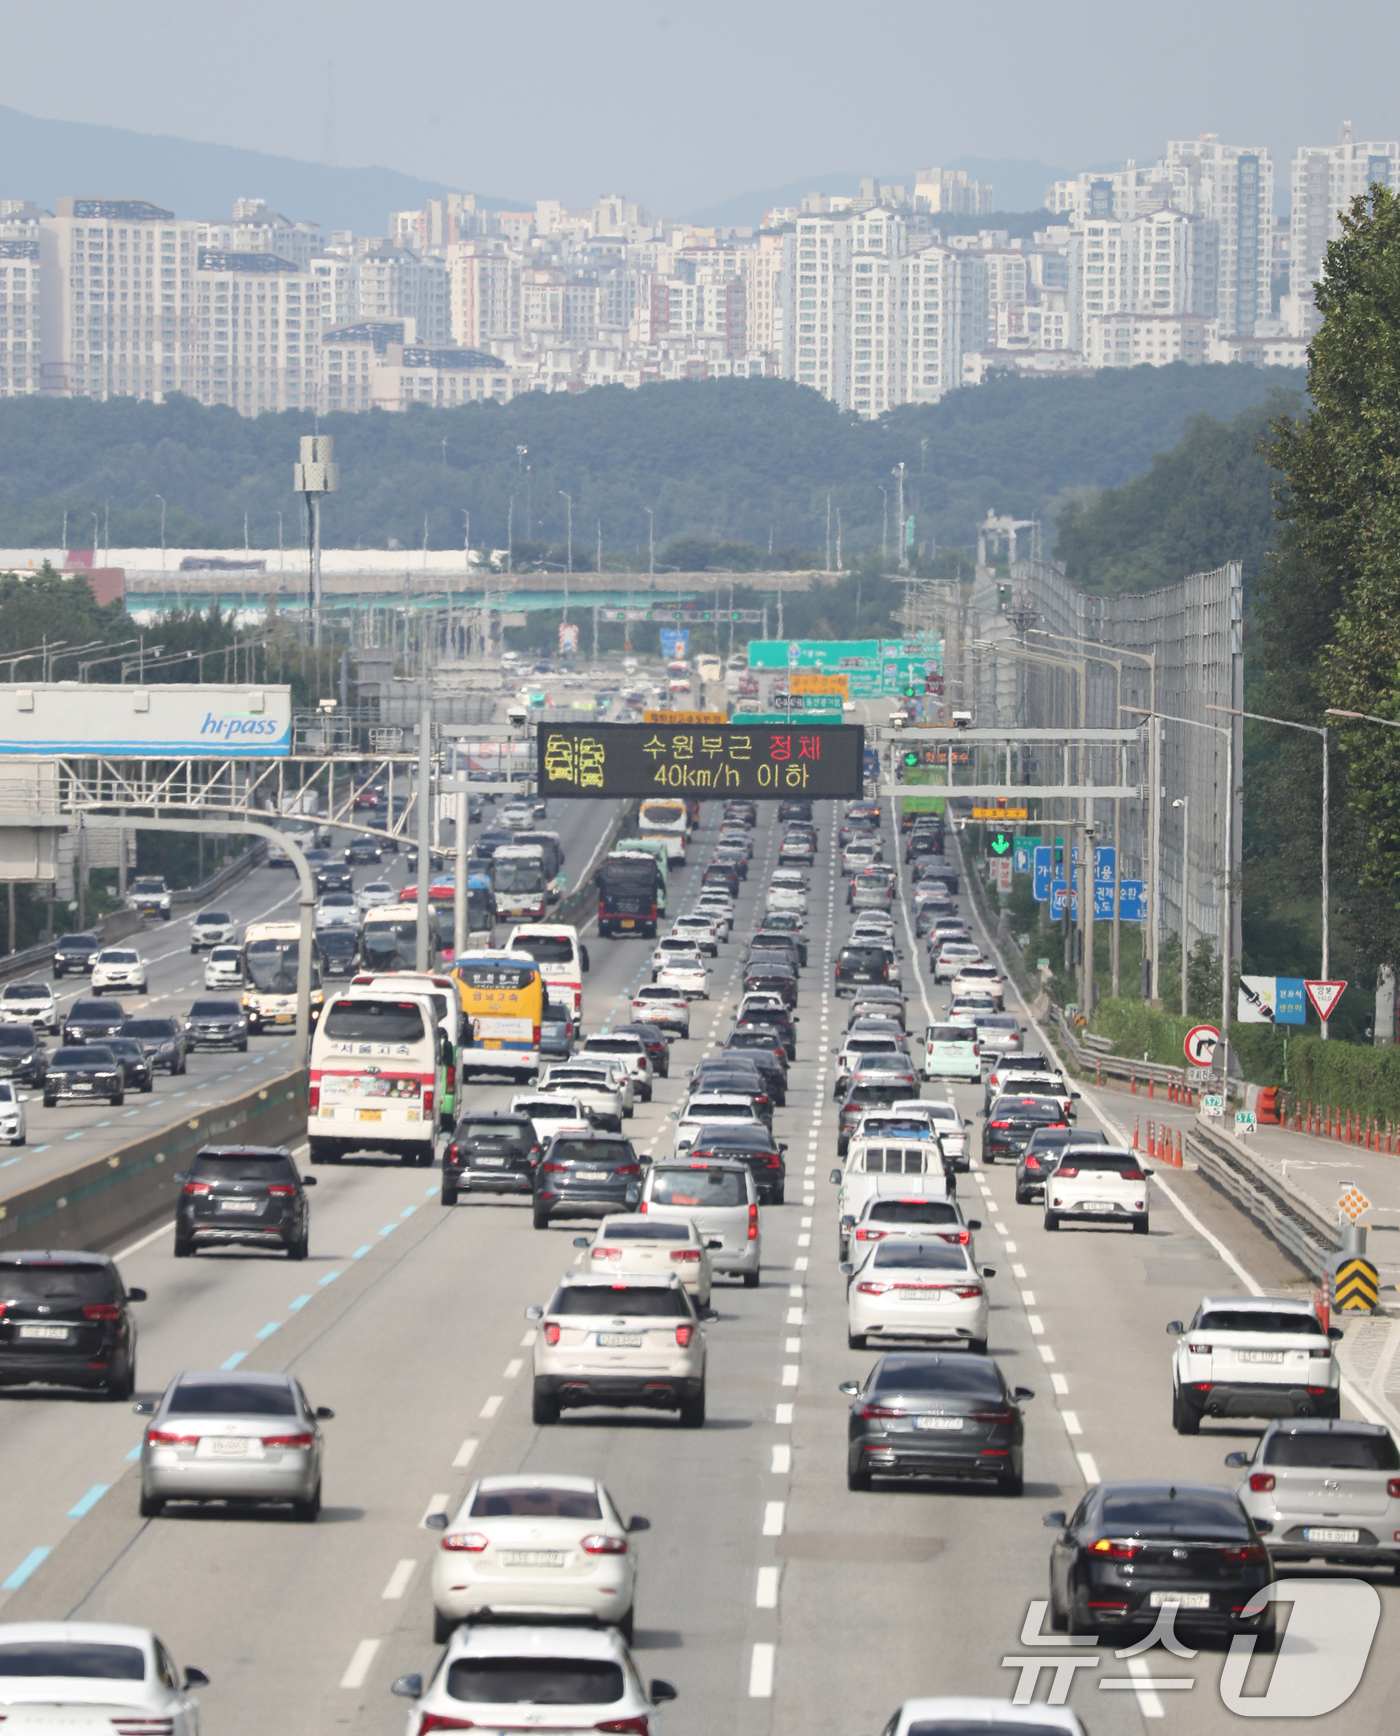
[[581, 1533, 629, 1554], [261, 1432, 314, 1449], [1090, 1538, 1141, 1559], [940, 1230, 972, 1246], [591, 1247, 622, 1261], [854, 1227, 886, 1242], [182, 1181, 211, 1196], [671, 1249, 701, 1263], [856, 1281, 892, 1295], [1119, 1168, 1146, 1182], [267, 1184, 296, 1198], [447, 1144, 461, 1166], [1308, 1346, 1333, 1358], [308, 1082, 320, 1113], [970, 1410, 1014, 1424], [542, 1322, 561, 1346], [82, 1303, 122, 1321], [615, 1163, 641, 1177], [422, 1087, 434, 1117], [1056, 1165, 1078, 1178], [418, 1713, 477, 1732], [440, 1531, 489, 1552], [147, 1429, 199, 1447], [1307, 1386, 1331, 1396], [989, 1120, 1010, 1130], [1025, 1156, 1041, 1170], [861, 1403, 905, 1418], [1249, 1472, 1276, 1493], [675, 1324, 695, 1347], [952, 1284, 984, 1299], [1187, 1342, 1211, 1354], [748, 1203, 759, 1241], [594, 1718, 650, 1735], [1221, 1543, 1268, 1563], [542, 1161, 566, 1175], [1387, 1479, 1400, 1498]]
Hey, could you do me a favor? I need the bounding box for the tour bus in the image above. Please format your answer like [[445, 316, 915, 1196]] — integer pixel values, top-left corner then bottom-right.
[[344, 972, 463, 1120], [465, 871, 498, 947], [451, 950, 545, 1081], [638, 797, 690, 863], [504, 923, 590, 1019], [308, 990, 444, 1167], [490, 844, 549, 921], [241, 921, 324, 1034], [695, 654, 722, 685], [513, 830, 566, 900], [598, 850, 662, 938], [361, 904, 454, 972], [612, 836, 669, 915]]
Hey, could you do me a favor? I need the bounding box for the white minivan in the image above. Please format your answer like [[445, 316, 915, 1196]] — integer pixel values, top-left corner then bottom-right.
[[641, 1157, 760, 1286], [308, 991, 443, 1166]]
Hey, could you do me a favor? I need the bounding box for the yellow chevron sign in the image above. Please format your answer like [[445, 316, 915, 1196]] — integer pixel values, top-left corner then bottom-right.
[[1334, 1257, 1379, 1312]]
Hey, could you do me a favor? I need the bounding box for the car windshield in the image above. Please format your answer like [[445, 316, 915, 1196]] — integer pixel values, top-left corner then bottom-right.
[[1264, 1431, 1400, 1470], [1100, 1490, 1247, 1533], [586, 1040, 640, 1056], [854, 1054, 910, 1073], [456, 963, 539, 991], [492, 859, 546, 893], [871, 1242, 965, 1271], [549, 1140, 631, 1165], [0, 1643, 145, 1681], [50, 1048, 114, 1068], [909, 1725, 1069, 1736], [867, 1201, 959, 1224], [192, 1155, 297, 1183], [650, 1168, 747, 1206], [512, 935, 574, 964], [132, 880, 164, 895], [699, 1127, 770, 1151], [549, 1286, 688, 1318], [469, 1486, 603, 1520], [189, 1000, 240, 1018], [70, 1000, 111, 1018], [318, 931, 357, 953], [446, 1657, 625, 1707], [57, 934, 98, 952], [197, 912, 231, 925], [873, 1357, 1003, 1397], [122, 1020, 176, 1039], [0, 1264, 112, 1305], [107, 1040, 144, 1059], [994, 1099, 1064, 1121], [1056, 1154, 1141, 1174], [0, 1027, 34, 1048], [321, 1001, 427, 1044], [245, 946, 299, 993], [1, 984, 45, 1001], [168, 1380, 298, 1416], [931, 1026, 975, 1044], [1198, 1310, 1325, 1336], [209, 947, 241, 962]]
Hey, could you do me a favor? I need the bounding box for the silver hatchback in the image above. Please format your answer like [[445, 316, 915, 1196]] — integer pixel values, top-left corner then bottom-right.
[[1229, 1417, 1400, 1571], [135, 1370, 333, 1522]]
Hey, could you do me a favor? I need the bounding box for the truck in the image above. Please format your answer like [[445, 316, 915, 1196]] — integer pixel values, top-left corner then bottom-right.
[[597, 850, 662, 938]]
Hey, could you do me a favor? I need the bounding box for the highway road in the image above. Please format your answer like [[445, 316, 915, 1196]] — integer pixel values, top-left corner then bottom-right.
[[0, 709, 1394, 1736]]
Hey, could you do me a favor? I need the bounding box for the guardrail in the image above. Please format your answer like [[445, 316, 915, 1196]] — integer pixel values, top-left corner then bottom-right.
[[1186, 1116, 1340, 1280]]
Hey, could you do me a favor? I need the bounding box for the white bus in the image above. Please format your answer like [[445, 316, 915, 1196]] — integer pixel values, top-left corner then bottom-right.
[[639, 797, 690, 864], [309, 991, 443, 1167], [490, 844, 549, 922], [695, 654, 722, 685], [505, 923, 590, 1018], [241, 921, 323, 1034]]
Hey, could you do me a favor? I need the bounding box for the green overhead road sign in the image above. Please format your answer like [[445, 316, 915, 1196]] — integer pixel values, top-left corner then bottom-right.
[[990, 834, 1012, 856]]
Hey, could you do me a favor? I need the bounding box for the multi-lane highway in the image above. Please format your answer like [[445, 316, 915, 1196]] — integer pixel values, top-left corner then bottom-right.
[[0, 707, 1395, 1736]]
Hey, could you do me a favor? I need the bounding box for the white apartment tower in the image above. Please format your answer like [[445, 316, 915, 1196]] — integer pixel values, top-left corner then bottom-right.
[[1288, 126, 1400, 334], [0, 237, 39, 396], [1161, 136, 1273, 333], [447, 242, 522, 350]]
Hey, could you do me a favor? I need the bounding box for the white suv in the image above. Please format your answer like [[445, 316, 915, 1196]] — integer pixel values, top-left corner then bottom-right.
[[1167, 1295, 1343, 1434], [581, 1033, 655, 1102], [1043, 1145, 1148, 1234], [526, 1272, 713, 1426]]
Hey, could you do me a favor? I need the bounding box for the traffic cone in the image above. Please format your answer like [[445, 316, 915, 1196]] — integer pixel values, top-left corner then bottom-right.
[[1132, 1113, 1139, 1151]]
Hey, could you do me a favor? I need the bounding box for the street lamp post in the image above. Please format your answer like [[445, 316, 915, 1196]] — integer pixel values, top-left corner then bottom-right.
[[155, 495, 166, 572], [894, 464, 907, 573], [559, 492, 572, 622], [879, 486, 889, 564], [645, 508, 655, 591], [1171, 796, 1189, 1016]]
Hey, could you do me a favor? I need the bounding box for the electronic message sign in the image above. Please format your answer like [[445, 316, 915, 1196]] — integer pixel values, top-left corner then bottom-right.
[[537, 722, 865, 800]]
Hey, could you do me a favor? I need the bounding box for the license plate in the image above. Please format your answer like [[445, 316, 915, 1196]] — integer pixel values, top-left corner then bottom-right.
[[915, 1415, 964, 1430], [621, 919, 636, 928], [1239, 1350, 1284, 1364], [1151, 1591, 1209, 1609], [210, 1437, 248, 1455], [597, 1333, 642, 1348], [73, 1082, 94, 1091], [474, 1156, 506, 1167], [357, 1109, 383, 1122], [1081, 1201, 1112, 1212], [1303, 1527, 1359, 1544], [898, 1289, 936, 1302], [484, 1039, 502, 1050], [18, 1324, 69, 1341], [576, 1170, 606, 1182], [219, 1199, 260, 1213], [274, 1014, 292, 1024], [500, 1550, 567, 1568]]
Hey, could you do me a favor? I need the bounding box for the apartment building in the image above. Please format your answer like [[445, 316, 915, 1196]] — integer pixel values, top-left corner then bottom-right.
[[1287, 126, 1399, 335], [742, 230, 784, 357], [1161, 136, 1273, 333], [354, 246, 449, 344], [782, 213, 854, 402], [199, 199, 321, 269], [1085, 312, 1209, 368], [367, 342, 525, 409], [914, 167, 996, 215], [0, 237, 39, 396], [447, 241, 521, 349]]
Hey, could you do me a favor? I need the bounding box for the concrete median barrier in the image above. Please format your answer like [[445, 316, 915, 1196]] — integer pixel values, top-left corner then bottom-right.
[[0, 1070, 308, 1255]]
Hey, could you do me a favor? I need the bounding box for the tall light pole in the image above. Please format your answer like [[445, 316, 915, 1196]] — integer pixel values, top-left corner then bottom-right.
[[1172, 796, 1189, 1016], [155, 494, 166, 572], [507, 495, 515, 575], [825, 494, 832, 573], [894, 463, 907, 573], [559, 491, 572, 624], [879, 485, 888, 563], [645, 507, 655, 592]]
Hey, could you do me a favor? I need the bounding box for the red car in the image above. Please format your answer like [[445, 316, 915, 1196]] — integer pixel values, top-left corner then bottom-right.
[[353, 787, 381, 811]]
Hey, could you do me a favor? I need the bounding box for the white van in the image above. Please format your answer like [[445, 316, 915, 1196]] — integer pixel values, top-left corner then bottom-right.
[[923, 1021, 981, 1081], [505, 923, 590, 1019], [308, 991, 443, 1167]]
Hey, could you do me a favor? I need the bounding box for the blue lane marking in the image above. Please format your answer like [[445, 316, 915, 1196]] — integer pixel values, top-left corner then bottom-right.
[[288, 1294, 311, 1311], [0, 1157, 20, 1168], [352, 1245, 372, 1259], [318, 1270, 341, 1285], [95, 1120, 112, 1129], [31, 1143, 49, 1152], [122, 1109, 141, 1117], [399, 1204, 416, 1219], [424, 1184, 437, 1196], [220, 1350, 248, 1370], [254, 1321, 280, 1340], [378, 1222, 398, 1236], [3, 1548, 51, 1590], [125, 1445, 142, 1462], [64, 1131, 84, 1141], [67, 1484, 109, 1519]]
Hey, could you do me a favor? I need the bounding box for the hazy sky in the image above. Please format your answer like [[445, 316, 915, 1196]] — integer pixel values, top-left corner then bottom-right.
[[6, 0, 1399, 215]]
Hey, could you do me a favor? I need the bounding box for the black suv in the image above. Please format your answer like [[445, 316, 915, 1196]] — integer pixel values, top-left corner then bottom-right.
[[778, 799, 813, 822], [722, 1031, 789, 1101], [63, 997, 127, 1045], [835, 944, 891, 997], [315, 928, 361, 978], [532, 1133, 642, 1229], [42, 1045, 124, 1107], [53, 932, 101, 978], [121, 1016, 189, 1074], [315, 859, 354, 895], [183, 998, 249, 1052], [754, 917, 807, 966], [0, 1024, 47, 1088], [748, 932, 803, 977], [982, 1095, 1069, 1163], [344, 837, 383, 866], [443, 1112, 543, 1206], [1016, 1127, 1107, 1204], [174, 1143, 316, 1259], [0, 1251, 145, 1399], [734, 1006, 798, 1061], [742, 958, 797, 1008], [689, 1125, 787, 1204]]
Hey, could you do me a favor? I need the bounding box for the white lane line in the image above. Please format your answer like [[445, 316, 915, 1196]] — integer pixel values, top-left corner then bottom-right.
[[794, 1256, 809, 1270], [452, 1437, 478, 1469], [796, 1234, 811, 1247], [771, 1443, 791, 1474], [800, 1215, 812, 1227], [381, 1559, 418, 1600], [781, 1364, 799, 1386], [785, 1307, 804, 1325], [1020, 1290, 1036, 1307], [1076, 1451, 1100, 1483], [1003, 1239, 1017, 1253], [775, 1403, 794, 1425], [784, 1337, 802, 1354], [420, 1493, 450, 1527], [114, 1218, 174, 1259], [1061, 1411, 1083, 1435], [1122, 1655, 1169, 1717], [480, 1394, 503, 1418], [1051, 1373, 1069, 1395], [1026, 1315, 1044, 1335], [994, 1222, 1009, 1236], [762, 1501, 785, 1536], [749, 1642, 776, 1697], [788, 1284, 803, 1298], [520, 1330, 537, 1347], [503, 1359, 523, 1379], [340, 1639, 380, 1689], [1038, 1345, 1056, 1363], [756, 1565, 781, 1609], [1012, 1264, 1027, 1278]]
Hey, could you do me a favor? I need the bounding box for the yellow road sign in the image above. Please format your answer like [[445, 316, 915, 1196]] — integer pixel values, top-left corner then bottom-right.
[[972, 807, 1029, 820], [1338, 1185, 1372, 1222], [642, 710, 728, 724], [1334, 1257, 1379, 1312]]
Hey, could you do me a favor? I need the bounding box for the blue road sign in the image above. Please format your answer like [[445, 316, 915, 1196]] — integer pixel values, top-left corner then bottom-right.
[[1117, 879, 1145, 921], [1032, 846, 1052, 902], [1094, 845, 1115, 885], [1276, 977, 1307, 1025], [1013, 846, 1031, 876], [1050, 879, 1079, 921]]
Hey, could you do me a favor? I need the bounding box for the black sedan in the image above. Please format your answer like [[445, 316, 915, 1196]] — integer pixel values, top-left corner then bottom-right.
[[52, 931, 103, 978], [0, 1024, 47, 1088], [42, 1045, 124, 1107], [531, 1133, 643, 1229], [105, 1037, 155, 1093], [183, 997, 249, 1052], [722, 1032, 789, 1101], [314, 862, 354, 895], [842, 1352, 1033, 1495], [0, 1251, 145, 1399], [63, 997, 127, 1045], [443, 1112, 543, 1207], [344, 837, 383, 866], [121, 1016, 189, 1075], [1045, 1480, 1274, 1644], [981, 1095, 1068, 1163], [734, 1009, 797, 1063], [743, 959, 797, 1009], [315, 928, 360, 978], [1015, 1128, 1107, 1204]]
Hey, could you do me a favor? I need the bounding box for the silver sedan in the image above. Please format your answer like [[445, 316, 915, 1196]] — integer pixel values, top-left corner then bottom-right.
[[135, 1371, 333, 1521]]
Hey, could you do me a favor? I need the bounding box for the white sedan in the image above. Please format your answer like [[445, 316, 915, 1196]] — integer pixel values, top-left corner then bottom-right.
[[91, 948, 149, 996], [0, 980, 58, 1031], [0, 1080, 26, 1146], [845, 1237, 993, 1353], [630, 984, 691, 1037], [426, 1473, 644, 1642], [314, 890, 359, 930], [0, 1621, 208, 1733], [574, 1213, 715, 1305], [356, 879, 396, 913], [204, 945, 243, 990], [657, 957, 709, 1000]]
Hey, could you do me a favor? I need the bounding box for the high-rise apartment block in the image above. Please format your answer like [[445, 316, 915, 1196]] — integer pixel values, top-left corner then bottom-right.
[[1286, 124, 1399, 336]]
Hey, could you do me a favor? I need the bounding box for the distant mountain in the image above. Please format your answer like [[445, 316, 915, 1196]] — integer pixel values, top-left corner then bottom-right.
[[680, 158, 1122, 229], [0, 105, 528, 235]]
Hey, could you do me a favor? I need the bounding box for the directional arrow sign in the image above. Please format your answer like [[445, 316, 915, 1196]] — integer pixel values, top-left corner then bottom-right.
[[1184, 1024, 1220, 1066], [990, 833, 1011, 856], [1305, 979, 1347, 1022]]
